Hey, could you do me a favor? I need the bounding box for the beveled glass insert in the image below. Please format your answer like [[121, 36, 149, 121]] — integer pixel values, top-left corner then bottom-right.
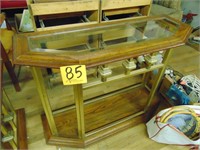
[[28, 18, 179, 53]]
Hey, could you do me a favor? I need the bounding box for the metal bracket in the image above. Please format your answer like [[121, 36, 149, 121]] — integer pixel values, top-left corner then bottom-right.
[[144, 55, 157, 68], [39, 19, 45, 28], [97, 65, 112, 82], [122, 58, 137, 74]]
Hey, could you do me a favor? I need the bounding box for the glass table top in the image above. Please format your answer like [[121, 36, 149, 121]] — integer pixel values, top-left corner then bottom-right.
[[13, 16, 192, 68], [28, 18, 179, 53]]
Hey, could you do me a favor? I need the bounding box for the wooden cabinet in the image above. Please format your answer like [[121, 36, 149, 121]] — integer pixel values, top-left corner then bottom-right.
[[26, 0, 152, 31]]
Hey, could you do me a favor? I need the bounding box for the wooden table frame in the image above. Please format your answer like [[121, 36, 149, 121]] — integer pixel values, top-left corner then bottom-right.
[[30, 49, 172, 147], [13, 16, 192, 147]]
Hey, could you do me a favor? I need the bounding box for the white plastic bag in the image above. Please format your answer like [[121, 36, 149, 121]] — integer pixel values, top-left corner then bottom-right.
[[146, 105, 200, 145]]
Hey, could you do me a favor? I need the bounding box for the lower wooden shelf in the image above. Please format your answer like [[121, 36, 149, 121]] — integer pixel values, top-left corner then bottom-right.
[[41, 87, 153, 147]]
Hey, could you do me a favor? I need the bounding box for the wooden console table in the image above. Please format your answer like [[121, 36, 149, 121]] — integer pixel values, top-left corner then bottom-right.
[[13, 16, 191, 147]]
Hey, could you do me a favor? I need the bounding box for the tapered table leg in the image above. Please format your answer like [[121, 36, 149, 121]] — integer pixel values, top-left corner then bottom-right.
[[73, 84, 85, 139], [31, 67, 58, 136], [144, 49, 173, 112]]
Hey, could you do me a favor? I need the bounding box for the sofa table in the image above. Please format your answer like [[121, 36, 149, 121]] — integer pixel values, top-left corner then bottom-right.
[[13, 16, 191, 147]]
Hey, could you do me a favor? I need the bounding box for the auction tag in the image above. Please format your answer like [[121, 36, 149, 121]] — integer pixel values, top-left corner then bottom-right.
[[60, 65, 87, 85]]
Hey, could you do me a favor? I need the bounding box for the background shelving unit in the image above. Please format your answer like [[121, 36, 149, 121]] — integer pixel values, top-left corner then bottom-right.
[[26, 0, 100, 31], [101, 0, 151, 22]]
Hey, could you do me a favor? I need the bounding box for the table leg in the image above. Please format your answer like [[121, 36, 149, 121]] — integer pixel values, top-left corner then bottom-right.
[[73, 84, 85, 139], [31, 67, 58, 135], [144, 49, 173, 112]]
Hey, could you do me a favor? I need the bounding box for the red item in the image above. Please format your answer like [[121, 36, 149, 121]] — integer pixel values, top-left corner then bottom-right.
[[1, 0, 27, 9], [183, 13, 198, 20]]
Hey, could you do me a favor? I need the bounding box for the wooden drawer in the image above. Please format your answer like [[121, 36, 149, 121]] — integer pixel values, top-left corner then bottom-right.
[[101, 6, 150, 22], [101, 0, 151, 22], [102, 0, 151, 10], [27, 0, 100, 31], [30, 0, 99, 16]]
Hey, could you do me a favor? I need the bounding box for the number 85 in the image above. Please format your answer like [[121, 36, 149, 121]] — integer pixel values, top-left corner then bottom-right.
[[65, 65, 82, 81]]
